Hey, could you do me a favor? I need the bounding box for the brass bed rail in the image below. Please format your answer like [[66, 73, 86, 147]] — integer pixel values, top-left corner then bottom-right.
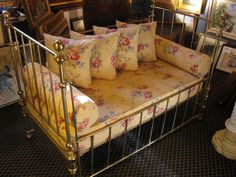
[[2, 1, 227, 176]]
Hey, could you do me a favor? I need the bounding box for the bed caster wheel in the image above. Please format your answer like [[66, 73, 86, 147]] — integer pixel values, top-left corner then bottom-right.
[[26, 129, 35, 139], [202, 105, 206, 110], [67, 159, 77, 175], [198, 116, 203, 121]]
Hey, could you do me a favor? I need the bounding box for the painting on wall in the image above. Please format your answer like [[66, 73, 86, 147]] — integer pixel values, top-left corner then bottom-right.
[[0, 46, 19, 108], [21, 0, 51, 31], [155, 0, 178, 10], [177, 0, 206, 14], [209, 0, 236, 40], [216, 46, 236, 73], [196, 33, 227, 58]]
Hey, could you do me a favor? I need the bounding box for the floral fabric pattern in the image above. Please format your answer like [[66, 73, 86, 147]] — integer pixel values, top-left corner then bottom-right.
[[80, 59, 200, 127], [26, 60, 202, 156], [76, 59, 201, 155], [154, 35, 211, 77], [70, 31, 120, 80], [44, 33, 97, 88], [93, 25, 140, 71], [116, 21, 157, 62], [23, 63, 99, 132]]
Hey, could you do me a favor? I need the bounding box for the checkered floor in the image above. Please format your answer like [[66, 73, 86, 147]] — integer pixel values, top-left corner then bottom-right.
[[1, 70, 236, 177]]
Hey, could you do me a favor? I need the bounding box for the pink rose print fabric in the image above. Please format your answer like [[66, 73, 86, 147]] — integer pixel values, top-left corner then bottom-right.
[[93, 25, 140, 71], [70, 31, 120, 80], [154, 35, 211, 77], [76, 59, 201, 155], [44, 33, 97, 89], [116, 20, 157, 62], [23, 62, 99, 133]]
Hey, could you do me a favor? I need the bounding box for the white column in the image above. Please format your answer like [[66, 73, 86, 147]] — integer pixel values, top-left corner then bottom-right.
[[231, 101, 236, 119], [225, 101, 236, 133]]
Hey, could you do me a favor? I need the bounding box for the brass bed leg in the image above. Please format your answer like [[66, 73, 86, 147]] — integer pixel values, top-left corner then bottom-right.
[[66, 144, 77, 175], [19, 96, 35, 139], [67, 158, 77, 175], [198, 85, 209, 121], [3, 12, 35, 139]]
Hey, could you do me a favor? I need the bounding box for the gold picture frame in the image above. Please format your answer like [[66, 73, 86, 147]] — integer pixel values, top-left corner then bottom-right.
[[155, 0, 178, 10], [177, 0, 206, 14], [216, 46, 236, 73], [21, 0, 51, 31]]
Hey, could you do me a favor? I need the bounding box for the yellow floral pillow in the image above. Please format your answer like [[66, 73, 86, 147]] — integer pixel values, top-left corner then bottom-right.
[[70, 30, 120, 80], [116, 20, 157, 62], [154, 35, 211, 77], [44, 33, 96, 88], [93, 25, 140, 71]]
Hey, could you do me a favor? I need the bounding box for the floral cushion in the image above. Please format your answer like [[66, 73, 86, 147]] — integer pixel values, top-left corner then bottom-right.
[[154, 35, 211, 77], [93, 25, 140, 71], [44, 33, 96, 88], [116, 20, 157, 62], [80, 59, 200, 127], [23, 62, 99, 131], [26, 60, 202, 155], [70, 31, 120, 80]]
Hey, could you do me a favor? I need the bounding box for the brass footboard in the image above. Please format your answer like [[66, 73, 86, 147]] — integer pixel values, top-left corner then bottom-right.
[[2, 1, 227, 176]]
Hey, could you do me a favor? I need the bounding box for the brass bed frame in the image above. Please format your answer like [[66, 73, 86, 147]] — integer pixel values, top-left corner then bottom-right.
[[3, 2, 226, 176]]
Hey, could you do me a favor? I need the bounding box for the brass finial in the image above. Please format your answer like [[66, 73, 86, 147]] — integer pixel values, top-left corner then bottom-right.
[[3, 11, 11, 27], [53, 40, 65, 53], [3, 11, 10, 19]]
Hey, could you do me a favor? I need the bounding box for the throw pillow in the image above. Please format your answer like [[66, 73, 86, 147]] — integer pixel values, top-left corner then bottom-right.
[[116, 20, 157, 62], [93, 25, 140, 71], [70, 30, 120, 80], [44, 33, 96, 89]]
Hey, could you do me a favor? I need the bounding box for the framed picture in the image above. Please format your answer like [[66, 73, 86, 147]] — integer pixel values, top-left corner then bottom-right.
[[70, 17, 84, 32], [155, 0, 178, 10], [156, 21, 185, 43], [208, 0, 236, 40], [49, 0, 82, 10], [0, 0, 17, 6], [0, 45, 19, 108], [216, 46, 236, 73], [175, 14, 196, 32], [177, 0, 207, 14], [21, 0, 51, 31], [196, 33, 227, 58]]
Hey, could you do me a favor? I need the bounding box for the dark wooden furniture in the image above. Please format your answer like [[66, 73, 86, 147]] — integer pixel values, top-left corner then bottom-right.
[[83, 0, 131, 30], [49, 0, 83, 11]]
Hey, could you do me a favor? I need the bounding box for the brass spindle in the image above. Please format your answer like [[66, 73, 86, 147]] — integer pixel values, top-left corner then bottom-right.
[[182, 88, 191, 123], [37, 45, 50, 121], [91, 135, 94, 175], [160, 99, 170, 136], [192, 84, 201, 118], [149, 106, 157, 143], [29, 40, 42, 115], [136, 112, 143, 150], [171, 94, 181, 130], [122, 119, 128, 158], [170, 13, 175, 40], [107, 127, 112, 165]]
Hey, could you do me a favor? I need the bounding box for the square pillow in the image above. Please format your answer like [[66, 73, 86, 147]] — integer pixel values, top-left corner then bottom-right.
[[44, 33, 96, 89], [70, 30, 120, 80], [116, 20, 157, 62], [93, 25, 140, 71]]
